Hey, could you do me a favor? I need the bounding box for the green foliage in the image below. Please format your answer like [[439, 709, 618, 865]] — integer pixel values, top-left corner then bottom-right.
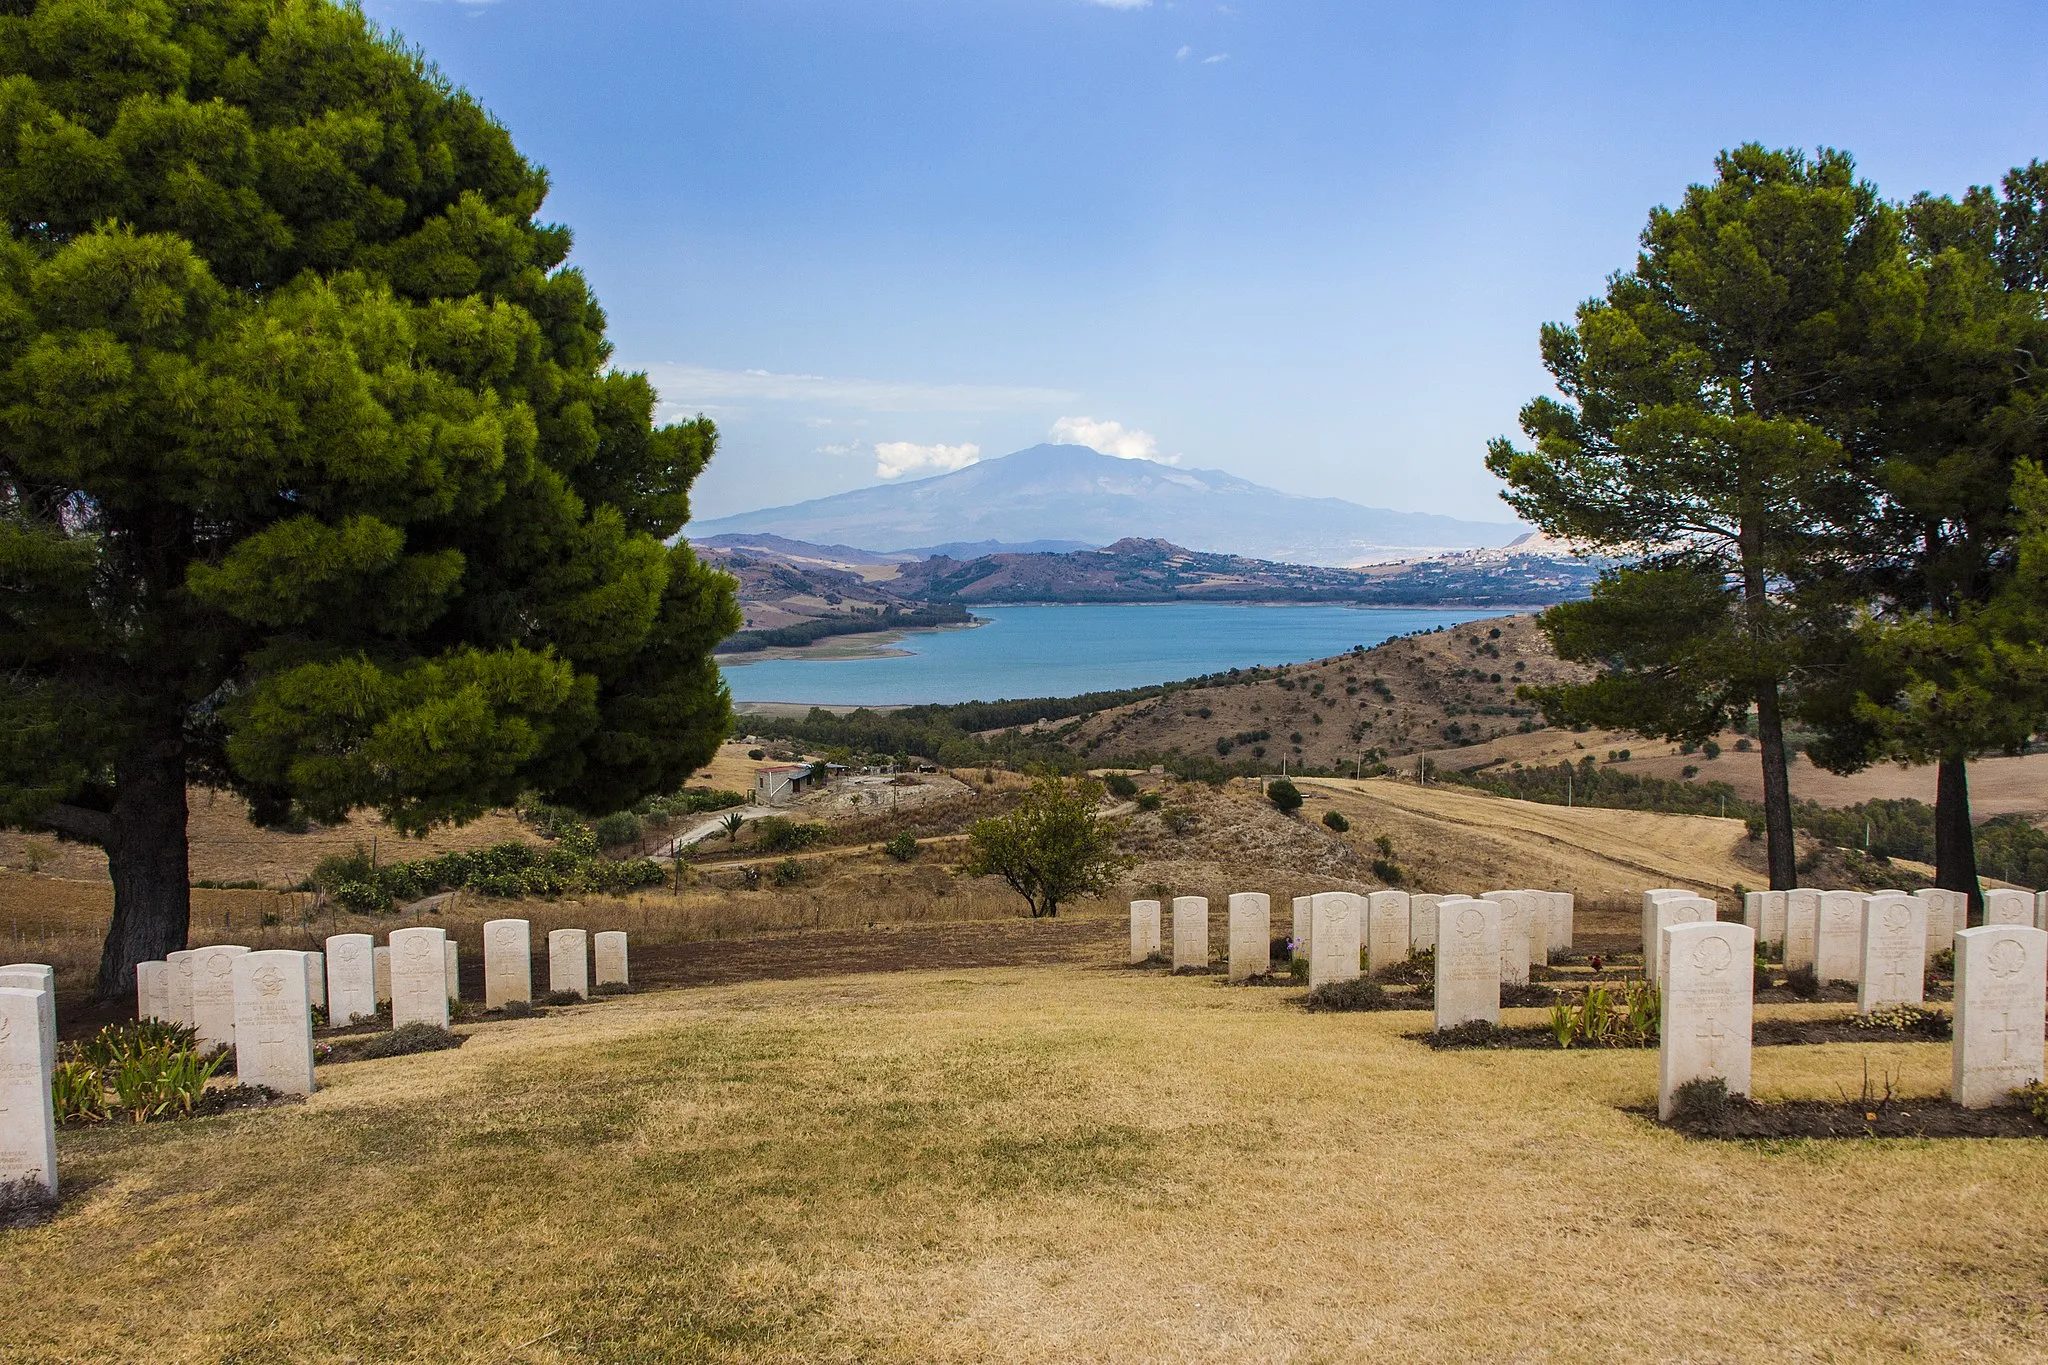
[[1134, 792, 1163, 813], [1266, 778, 1302, 814], [2013, 1081, 2048, 1121], [965, 772, 1129, 918], [58, 1022, 222, 1124], [1785, 964, 1821, 999], [719, 604, 971, 653], [1161, 807, 1198, 836], [1102, 773, 1138, 799], [1849, 1004, 1950, 1037], [718, 811, 746, 842], [332, 880, 389, 915], [339, 1023, 465, 1061], [1548, 981, 1661, 1048], [0, 0, 741, 989], [751, 818, 827, 853], [770, 857, 809, 887], [1668, 1077, 1734, 1126], [320, 837, 664, 908], [592, 812, 643, 848], [883, 832, 919, 863], [1321, 809, 1350, 833]]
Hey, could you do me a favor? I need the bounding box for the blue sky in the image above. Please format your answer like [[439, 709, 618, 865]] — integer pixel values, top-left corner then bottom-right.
[[364, 0, 2048, 525]]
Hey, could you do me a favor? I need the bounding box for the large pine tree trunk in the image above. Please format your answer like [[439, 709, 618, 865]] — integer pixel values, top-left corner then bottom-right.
[[1754, 682, 1798, 890], [1935, 755, 1982, 926], [94, 727, 192, 1000]]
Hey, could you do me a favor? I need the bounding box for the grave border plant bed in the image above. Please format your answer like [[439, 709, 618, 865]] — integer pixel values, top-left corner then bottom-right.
[[316, 1024, 466, 1066], [1654, 1084, 2048, 1141], [0, 1176, 59, 1232]]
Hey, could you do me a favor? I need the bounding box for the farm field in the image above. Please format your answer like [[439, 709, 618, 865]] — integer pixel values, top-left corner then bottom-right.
[[7, 963, 2045, 1361]]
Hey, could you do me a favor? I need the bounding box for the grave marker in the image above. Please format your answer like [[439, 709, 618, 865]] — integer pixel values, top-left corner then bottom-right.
[[1783, 889, 1821, 972], [1409, 894, 1441, 952], [390, 927, 450, 1029], [1657, 920, 1755, 1121], [304, 952, 326, 1013], [1816, 891, 1865, 984], [325, 933, 377, 1025], [0, 964, 56, 1075], [1743, 891, 1787, 952], [484, 919, 532, 1009], [373, 946, 392, 1005], [190, 945, 250, 1049], [1645, 898, 1717, 984], [1857, 892, 1926, 1013], [1433, 897, 1500, 1029], [231, 950, 316, 1096], [1952, 925, 2047, 1107], [1291, 896, 1311, 959], [1227, 893, 1270, 981], [1544, 891, 1573, 954], [1172, 897, 1209, 972], [1129, 900, 1161, 964], [1916, 889, 1962, 957], [595, 932, 629, 988], [1366, 891, 1409, 972], [1521, 892, 1551, 968], [136, 961, 170, 1023], [166, 949, 198, 1026], [2038, 891, 2048, 934], [548, 928, 590, 998], [1483, 891, 1531, 987], [1985, 888, 2033, 926], [1308, 892, 1362, 990], [445, 941, 460, 1001], [0, 984, 58, 1195]]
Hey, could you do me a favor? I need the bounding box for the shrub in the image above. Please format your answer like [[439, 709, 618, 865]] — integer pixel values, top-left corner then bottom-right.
[[753, 818, 828, 853], [1103, 773, 1139, 799], [1547, 981, 1659, 1047], [1135, 792, 1163, 812], [771, 857, 809, 886], [1161, 807, 1198, 835], [747, 748, 766, 760], [1321, 810, 1350, 833], [1431, 1019, 1500, 1046], [1668, 1077, 1732, 1126], [330, 879, 389, 914], [1785, 964, 1820, 999], [1267, 778, 1303, 814], [1702, 739, 1721, 759], [1850, 1004, 1949, 1038], [2013, 1081, 2048, 1121], [544, 989, 584, 1006], [498, 1000, 537, 1019], [1269, 935, 1293, 963], [349, 1023, 464, 1060], [1304, 978, 1387, 1011], [884, 832, 919, 862], [592, 812, 643, 848], [1754, 962, 1774, 994]]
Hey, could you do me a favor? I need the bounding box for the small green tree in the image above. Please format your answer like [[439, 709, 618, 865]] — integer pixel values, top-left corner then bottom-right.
[[965, 773, 1128, 918], [1267, 777, 1303, 814]]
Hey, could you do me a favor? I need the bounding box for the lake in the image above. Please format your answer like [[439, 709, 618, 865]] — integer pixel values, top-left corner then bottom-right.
[[722, 603, 1499, 706]]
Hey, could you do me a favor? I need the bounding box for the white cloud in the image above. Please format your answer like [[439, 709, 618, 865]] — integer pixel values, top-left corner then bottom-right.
[[1202, 51, 1229, 63], [1175, 44, 1191, 60], [646, 363, 1074, 415], [1049, 415, 1178, 464], [874, 441, 983, 479], [816, 442, 860, 456]]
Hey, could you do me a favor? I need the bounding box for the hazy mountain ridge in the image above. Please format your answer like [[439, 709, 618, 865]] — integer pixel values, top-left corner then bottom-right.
[[691, 444, 1523, 565]]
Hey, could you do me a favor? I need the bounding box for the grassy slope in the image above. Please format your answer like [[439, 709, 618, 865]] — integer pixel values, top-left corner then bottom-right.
[[9, 966, 2045, 1361]]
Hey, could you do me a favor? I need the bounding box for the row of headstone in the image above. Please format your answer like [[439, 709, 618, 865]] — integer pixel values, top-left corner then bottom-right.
[[481, 920, 630, 1008], [1742, 886, 2048, 968], [1129, 889, 1577, 1032], [1655, 917, 2048, 1116], [133, 947, 323, 1097], [0, 970, 58, 1195]]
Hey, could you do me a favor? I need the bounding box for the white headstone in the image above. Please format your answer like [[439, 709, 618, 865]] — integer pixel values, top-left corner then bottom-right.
[[594, 931, 629, 987], [444, 940, 460, 1001], [1291, 896, 1311, 959], [485, 918, 532, 1009], [1916, 888, 1961, 957], [166, 949, 197, 1026], [231, 950, 316, 1096], [0, 985, 58, 1195], [1952, 925, 2048, 1108], [0, 964, 56, 1076], [189, 945, 250, 1049], [390, 927, 450, 1029], [1522, 892, 1551, 968], [373, 945, 392, 1005], [548, 928, 589, 998], [1657, 920, 1755, 1121], [1646, 898, 1717, 983], [304, 952, 326, 1012], [1857, 892, 1926, 1013], [2038, 891, 2048, 934], [1743, 891, 1787, 952], [1483, 891, 1532, 987], [1365, 891, 1409, 972], [1433, 896, 1500, 1029], [1227, 893, 1270, 981], [1544, 891, 1573, 954], [1307, 892, 1361, 990], [136, 960, 170, 1023], [1409, 894, 1441, 952], [1985, 888, 2033, 927], [1171, 897, 1208, 971], [1783, 889, 1821, 972], [1129, 900, 1161, 964], [325, 933, 377, 1024], [1816, 891, 1865, 984]]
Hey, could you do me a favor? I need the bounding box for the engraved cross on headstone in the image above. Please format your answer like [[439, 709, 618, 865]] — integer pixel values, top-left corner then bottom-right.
[[1993, 1011, 2020, 1062], [1882, 953, 1908, 995], [1697, 1016, 1726, 1068]]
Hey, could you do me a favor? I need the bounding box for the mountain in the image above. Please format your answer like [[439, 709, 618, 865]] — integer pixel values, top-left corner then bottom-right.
[[689, 444, 1522, 565]]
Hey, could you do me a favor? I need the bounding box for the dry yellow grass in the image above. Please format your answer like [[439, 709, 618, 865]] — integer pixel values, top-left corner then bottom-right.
[[8, 965, 2045, 1361]]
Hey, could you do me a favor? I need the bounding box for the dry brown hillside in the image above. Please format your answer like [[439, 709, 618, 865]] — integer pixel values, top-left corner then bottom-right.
[[1064, 612, 1588, 771]]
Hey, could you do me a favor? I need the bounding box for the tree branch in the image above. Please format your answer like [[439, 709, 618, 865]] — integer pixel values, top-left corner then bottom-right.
[[39, 803, 111, 846]]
